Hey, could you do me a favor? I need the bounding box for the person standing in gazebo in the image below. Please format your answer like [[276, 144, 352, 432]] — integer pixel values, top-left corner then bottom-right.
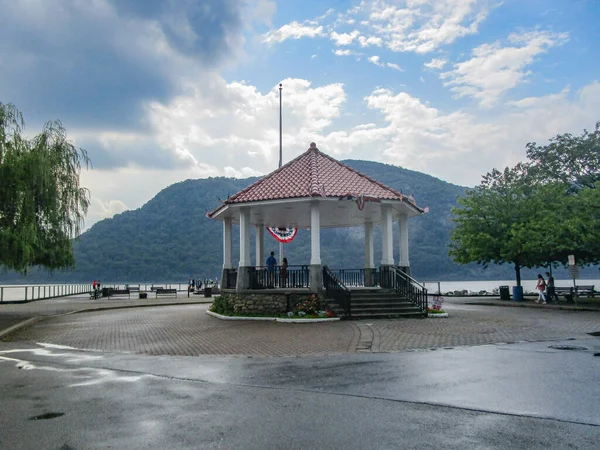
[[266, 251, 277, 288], [280, 257, 288, 288]]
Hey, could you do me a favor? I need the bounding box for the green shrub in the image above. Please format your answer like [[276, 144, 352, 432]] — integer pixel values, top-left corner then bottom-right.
[[210, 294, 233, 315]]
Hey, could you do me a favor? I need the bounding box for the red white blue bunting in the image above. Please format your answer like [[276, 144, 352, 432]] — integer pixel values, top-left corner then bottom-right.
[[266, 227, 298, 243]]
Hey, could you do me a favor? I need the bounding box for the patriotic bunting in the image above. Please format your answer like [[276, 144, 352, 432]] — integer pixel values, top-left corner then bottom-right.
[[266, 227, 298, 243]]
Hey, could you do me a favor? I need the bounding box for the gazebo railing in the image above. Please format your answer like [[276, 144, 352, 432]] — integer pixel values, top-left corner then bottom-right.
[[323, 266, 351, 317], [225, 270, 238, 289], [251, 265, 310, 289]]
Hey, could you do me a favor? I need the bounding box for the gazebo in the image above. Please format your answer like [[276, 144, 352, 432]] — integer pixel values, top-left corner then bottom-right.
[[207, 143, 428, 318]]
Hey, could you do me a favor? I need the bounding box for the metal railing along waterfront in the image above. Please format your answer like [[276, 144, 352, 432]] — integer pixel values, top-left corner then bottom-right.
[[0, 282, 217, 303], [0, 284, 92, 303]]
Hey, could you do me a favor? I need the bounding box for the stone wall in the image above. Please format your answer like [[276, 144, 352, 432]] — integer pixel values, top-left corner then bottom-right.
[[220, 290, 316, 315]]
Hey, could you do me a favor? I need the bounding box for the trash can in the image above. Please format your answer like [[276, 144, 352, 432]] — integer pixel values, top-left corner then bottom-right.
[[512, 285, 523, 301], [102, 287, 109, 298], [204, 287, 212, 298], [499, 285, 510, 300]]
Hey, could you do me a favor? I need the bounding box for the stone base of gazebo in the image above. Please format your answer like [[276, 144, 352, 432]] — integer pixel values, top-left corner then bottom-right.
[[219, 289, 317, 316]]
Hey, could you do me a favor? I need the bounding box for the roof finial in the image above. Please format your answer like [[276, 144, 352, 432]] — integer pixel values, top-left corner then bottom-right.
[[309, 142, 317, 150]]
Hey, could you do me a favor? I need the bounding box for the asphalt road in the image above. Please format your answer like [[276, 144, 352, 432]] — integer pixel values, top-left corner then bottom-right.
[[1, 299, 599, 449], [1, 336, 599, 449]]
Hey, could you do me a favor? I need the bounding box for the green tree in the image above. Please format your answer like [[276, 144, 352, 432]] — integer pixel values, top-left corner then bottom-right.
[[0, 103, 90, 273], [526, 122, 600, 266], [449, 164, 557, 286], [526, 122, 600, 189]]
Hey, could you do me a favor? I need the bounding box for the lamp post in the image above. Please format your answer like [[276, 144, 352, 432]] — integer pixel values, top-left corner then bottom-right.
[[279, 83, 283, 264]]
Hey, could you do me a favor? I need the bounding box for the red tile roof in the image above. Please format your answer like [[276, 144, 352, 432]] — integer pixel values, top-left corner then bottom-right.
[[209, 143, 421, 215]]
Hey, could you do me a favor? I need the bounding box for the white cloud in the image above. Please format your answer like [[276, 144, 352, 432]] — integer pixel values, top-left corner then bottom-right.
[[330, 30, 360, 46], [368, 55, 381, 65], [367, 55, 402, 71], [358, 35, 383, 47], [263, 21, 325, 44], [334, 49, 353, 56], [81, 77, 600, 228], [441, 30, 569, 107], [424, 58, 447, 69], [263, 0, 490, 53]]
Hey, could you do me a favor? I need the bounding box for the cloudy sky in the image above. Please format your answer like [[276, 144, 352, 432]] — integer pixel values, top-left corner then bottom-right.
[[1, 0, 598, 228]]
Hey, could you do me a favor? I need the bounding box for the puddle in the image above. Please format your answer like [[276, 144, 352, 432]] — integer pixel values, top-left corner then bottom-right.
[[548, 345, 588, 351], [29, 412, 64, 420]]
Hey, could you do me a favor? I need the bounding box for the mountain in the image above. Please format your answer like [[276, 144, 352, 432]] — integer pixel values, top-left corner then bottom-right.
[[1, 160, 589, 283]]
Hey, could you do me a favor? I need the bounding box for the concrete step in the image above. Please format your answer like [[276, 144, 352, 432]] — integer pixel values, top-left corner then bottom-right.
[[350, 296, 411, 303], [350, 311, 425, 319]]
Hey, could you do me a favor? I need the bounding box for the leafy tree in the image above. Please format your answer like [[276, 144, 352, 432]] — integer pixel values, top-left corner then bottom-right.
[[0, 103, 90, 273], [526, 122, 600, 266], [526, 122, 600, 189], [449, 164, 555, 286]]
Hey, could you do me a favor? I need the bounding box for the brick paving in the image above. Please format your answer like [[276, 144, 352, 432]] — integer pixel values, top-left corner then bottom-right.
[[5, 304, 359, 357], [2, 298, 599, 356]]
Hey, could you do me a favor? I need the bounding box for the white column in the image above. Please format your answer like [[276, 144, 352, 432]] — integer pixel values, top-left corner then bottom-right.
[[255, 225, 264, 268], [223, 217, 233, 269], [398, 213, 409, 267], [239, 208, 251, 267], [380, 204, 394, 266], [310, 202, 321, 265], [364, 222, 374, 269]]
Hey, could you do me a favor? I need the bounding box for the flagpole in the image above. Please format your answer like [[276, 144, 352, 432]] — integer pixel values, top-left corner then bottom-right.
[[278, 83, 283, 265]]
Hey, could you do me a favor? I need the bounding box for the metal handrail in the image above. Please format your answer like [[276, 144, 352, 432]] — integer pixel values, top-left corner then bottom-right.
[[323, 266, 351, 318], [390, 266, 428, 314]]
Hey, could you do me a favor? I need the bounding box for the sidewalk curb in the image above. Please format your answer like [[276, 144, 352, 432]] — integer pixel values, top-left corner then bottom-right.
[[206, 310, 340, 323], [0, 317, 42, 340], [63, 300, 214, 316], [462, 301, 600, 312]]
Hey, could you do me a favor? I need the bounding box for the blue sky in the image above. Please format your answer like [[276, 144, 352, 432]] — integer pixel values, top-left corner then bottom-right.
[[1, 0, 598, 228]]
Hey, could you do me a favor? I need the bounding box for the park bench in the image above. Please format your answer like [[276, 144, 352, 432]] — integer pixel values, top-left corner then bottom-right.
[[107, 288, 131, 299], [554, 287, 574, 302], [554, 285, 595, 303], [155, 288, 177, 298], [127, 286, 140, 293]]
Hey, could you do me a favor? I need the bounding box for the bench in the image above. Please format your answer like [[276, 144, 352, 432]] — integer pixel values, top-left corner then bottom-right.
[[127, 286, 140, 293], [150, 286, 166, 291], [554, 287, 573, 302], [155, 288, 177, 298], [576, 285, 595, 297], [554, 285, 595, 303], [107, 288, 131, 299]]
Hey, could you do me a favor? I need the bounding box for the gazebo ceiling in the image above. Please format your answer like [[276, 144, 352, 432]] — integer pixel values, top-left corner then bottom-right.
[[207, 142, 425, 227]]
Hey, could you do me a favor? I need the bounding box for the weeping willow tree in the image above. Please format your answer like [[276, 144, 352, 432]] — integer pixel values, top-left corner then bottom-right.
[[0, 103, 90, 273]]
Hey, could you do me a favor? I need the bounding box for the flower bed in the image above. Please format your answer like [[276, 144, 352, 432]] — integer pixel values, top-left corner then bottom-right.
[[427, 307, 448, 318]]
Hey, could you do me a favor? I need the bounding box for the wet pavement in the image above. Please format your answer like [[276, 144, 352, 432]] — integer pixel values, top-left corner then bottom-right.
[[2, 297, 599, 356], [0, 338, 599, 449], [1, 293, 599, 449]]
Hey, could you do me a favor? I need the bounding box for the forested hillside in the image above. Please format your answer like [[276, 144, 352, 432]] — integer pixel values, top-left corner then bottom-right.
[[0, 160, 570, 283]]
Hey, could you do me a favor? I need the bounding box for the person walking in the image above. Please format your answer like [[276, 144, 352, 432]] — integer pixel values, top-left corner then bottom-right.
[[266, 251, 277, 288], [536, 274, 547, 304], [545, 271, 559, 304]]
